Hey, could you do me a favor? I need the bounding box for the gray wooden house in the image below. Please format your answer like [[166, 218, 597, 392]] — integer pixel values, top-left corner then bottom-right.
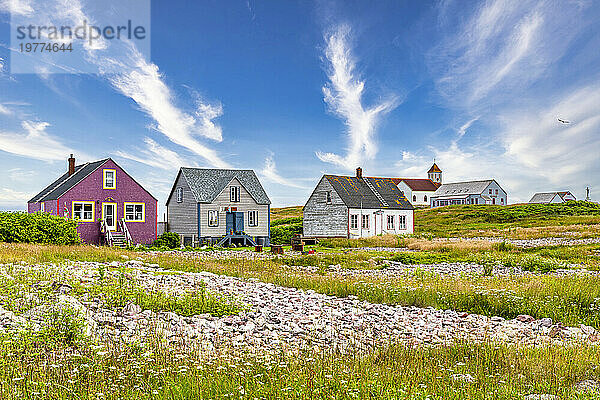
[[166, 168, 271, 246], [303, 168, 415, 238]]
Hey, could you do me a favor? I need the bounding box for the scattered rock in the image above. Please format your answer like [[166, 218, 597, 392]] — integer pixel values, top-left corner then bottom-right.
[[451, 373, 475, 383], [516, 314, 534, 323], [574, 379, 600, 394]]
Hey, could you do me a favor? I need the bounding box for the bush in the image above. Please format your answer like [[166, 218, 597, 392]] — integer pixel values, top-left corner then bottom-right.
[[271, 216, 303, 227], [152, 232, 180, 249], [0, 212, 80, 245], [271, 222, 303, 245]]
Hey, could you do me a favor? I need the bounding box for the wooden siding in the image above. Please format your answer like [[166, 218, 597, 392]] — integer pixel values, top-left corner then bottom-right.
[[166, 172, 198, 237], [303, 177, 349, 237], [198, 177, 269, 238]]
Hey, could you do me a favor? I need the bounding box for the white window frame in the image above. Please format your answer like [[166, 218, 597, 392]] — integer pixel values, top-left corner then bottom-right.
[[103, 169, 116, 189], [72, 201, 94, 222], [325, 191, 332, 204], [208, 210, 219, 227], [40, 202, 45, 212], [230, 186, 240, 202], [399, 215, 407, 230], [387, 215, 395, 230], [361, 214, 369, 229], [350, 214, 358, 229], [176, 187, 183, 203], [124, 202, 145, 222], [248, 210, 258, 227]]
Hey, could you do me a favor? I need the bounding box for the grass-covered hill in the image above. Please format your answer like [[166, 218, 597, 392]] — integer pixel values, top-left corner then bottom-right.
[[271, 202, 600, 239], [271, 206, 303, 222], [415, 201, 600, 237]]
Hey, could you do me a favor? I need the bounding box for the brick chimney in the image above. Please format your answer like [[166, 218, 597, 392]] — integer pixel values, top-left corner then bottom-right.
[[356, 167, 362, 179], [68, 154, 75, 176]]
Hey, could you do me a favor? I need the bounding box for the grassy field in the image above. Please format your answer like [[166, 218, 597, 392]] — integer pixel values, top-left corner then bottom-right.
[[272, 202, 600, 239], [2, 333, 599, 399], [271, 206, 303, 222], [3, 243, 600, 328]]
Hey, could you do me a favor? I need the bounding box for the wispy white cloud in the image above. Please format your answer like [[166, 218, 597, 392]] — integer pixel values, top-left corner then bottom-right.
[[0, 120, 82, 161], [429, 0, 592, 109], [0, 0, 34, 16], [115, 137, 193, 171], [0, 187, 33, 203], [259, 153, 306, 189], [0, 103, 12, 115], [501, 83, 600, 184], [316, 24, 397, 170], [14, 0, 230, 169], [457, 117, 479, 139], [7, 167, 35, 181]]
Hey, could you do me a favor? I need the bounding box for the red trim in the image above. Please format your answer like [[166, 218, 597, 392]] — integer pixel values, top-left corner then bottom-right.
[[347, 209, 350, 239], [155, 200, 158, 240], [56, 199, 59, 216]]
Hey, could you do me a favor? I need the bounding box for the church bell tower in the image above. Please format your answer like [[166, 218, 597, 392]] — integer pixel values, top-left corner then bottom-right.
[[428, 162, 442, 184]]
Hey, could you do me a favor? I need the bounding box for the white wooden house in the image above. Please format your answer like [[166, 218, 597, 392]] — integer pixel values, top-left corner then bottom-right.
[[303, 168, 414, 238], [430, 180, 507, 207], [529, 191, 576, 203]]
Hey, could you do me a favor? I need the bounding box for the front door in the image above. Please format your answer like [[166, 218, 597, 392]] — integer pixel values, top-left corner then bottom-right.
[[102, 203, 116, 231], [235, 212, 244, 232]]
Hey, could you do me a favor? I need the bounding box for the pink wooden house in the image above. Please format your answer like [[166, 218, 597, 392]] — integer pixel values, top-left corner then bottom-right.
[[28, 155, 157, 246]]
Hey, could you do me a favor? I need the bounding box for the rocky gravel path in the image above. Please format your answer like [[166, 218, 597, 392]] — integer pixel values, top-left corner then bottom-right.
[[1, 261, 598, 354]]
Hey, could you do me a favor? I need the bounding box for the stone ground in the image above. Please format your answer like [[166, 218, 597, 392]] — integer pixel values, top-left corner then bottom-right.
[[1, 260, 598, 355]]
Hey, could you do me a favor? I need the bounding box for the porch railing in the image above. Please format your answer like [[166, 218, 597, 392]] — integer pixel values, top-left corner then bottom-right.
[[119, 218, 133, 246], [100, 219, 113, 246]]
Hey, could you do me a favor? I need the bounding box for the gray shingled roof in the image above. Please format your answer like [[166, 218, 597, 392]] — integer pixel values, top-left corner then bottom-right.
[[432, 180, 496, 197], [179, 168, 271, 205], [325, 175, 413, 210], [28, 159, 109, 203], [529, 192, 559, 203]]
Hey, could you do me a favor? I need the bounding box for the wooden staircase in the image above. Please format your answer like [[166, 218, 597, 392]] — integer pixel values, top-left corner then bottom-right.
[[100, 219, 133, 248], [110, 231, 128, 248]]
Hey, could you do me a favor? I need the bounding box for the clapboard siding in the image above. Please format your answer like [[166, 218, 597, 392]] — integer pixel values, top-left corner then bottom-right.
[[199, 177, 269, 237], [166, 172, 198, 237], [303, 177, 348, 237]]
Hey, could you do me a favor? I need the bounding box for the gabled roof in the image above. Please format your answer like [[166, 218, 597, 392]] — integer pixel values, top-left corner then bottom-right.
[[28, 159, 109, 203], [394, 178, 441, 191], [324, 175, 413, 210], [529, 191, 575, 203], [169, 168, 271, 205], [428, 163, 442, 173], [432, 180, 499, 197]]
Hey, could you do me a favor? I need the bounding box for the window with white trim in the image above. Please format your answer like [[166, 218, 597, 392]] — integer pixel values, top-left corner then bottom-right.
[[325, 191, 332, 204], [124, 203, 145, 222], [248, 211, 259, 226], [361, 214, 369, 229], [176, 187, 183, 203], [399, 215, 407, 230], [103, 169, 116, 189], [72, 201, 94, 222], [387, 215, 395, 230], [40, 202, 45, 212], [208, 210, 219, 227], [230, 186, 240, 202], [350, 214, 358, 229]]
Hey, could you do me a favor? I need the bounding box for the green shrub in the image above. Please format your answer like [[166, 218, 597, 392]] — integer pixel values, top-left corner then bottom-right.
[[270, 216, 303, 227], [0, 212, 80, 245], [152, 232, 180, 249], [271, 222, 303, 245]]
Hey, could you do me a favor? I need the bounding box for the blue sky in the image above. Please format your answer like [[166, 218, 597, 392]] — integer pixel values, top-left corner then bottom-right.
[[1, 0, 600, 216]]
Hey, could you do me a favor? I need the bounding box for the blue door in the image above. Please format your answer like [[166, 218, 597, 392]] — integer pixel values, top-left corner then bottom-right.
[[235, 212, 244, 232], [226, 212, 235, 234]]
